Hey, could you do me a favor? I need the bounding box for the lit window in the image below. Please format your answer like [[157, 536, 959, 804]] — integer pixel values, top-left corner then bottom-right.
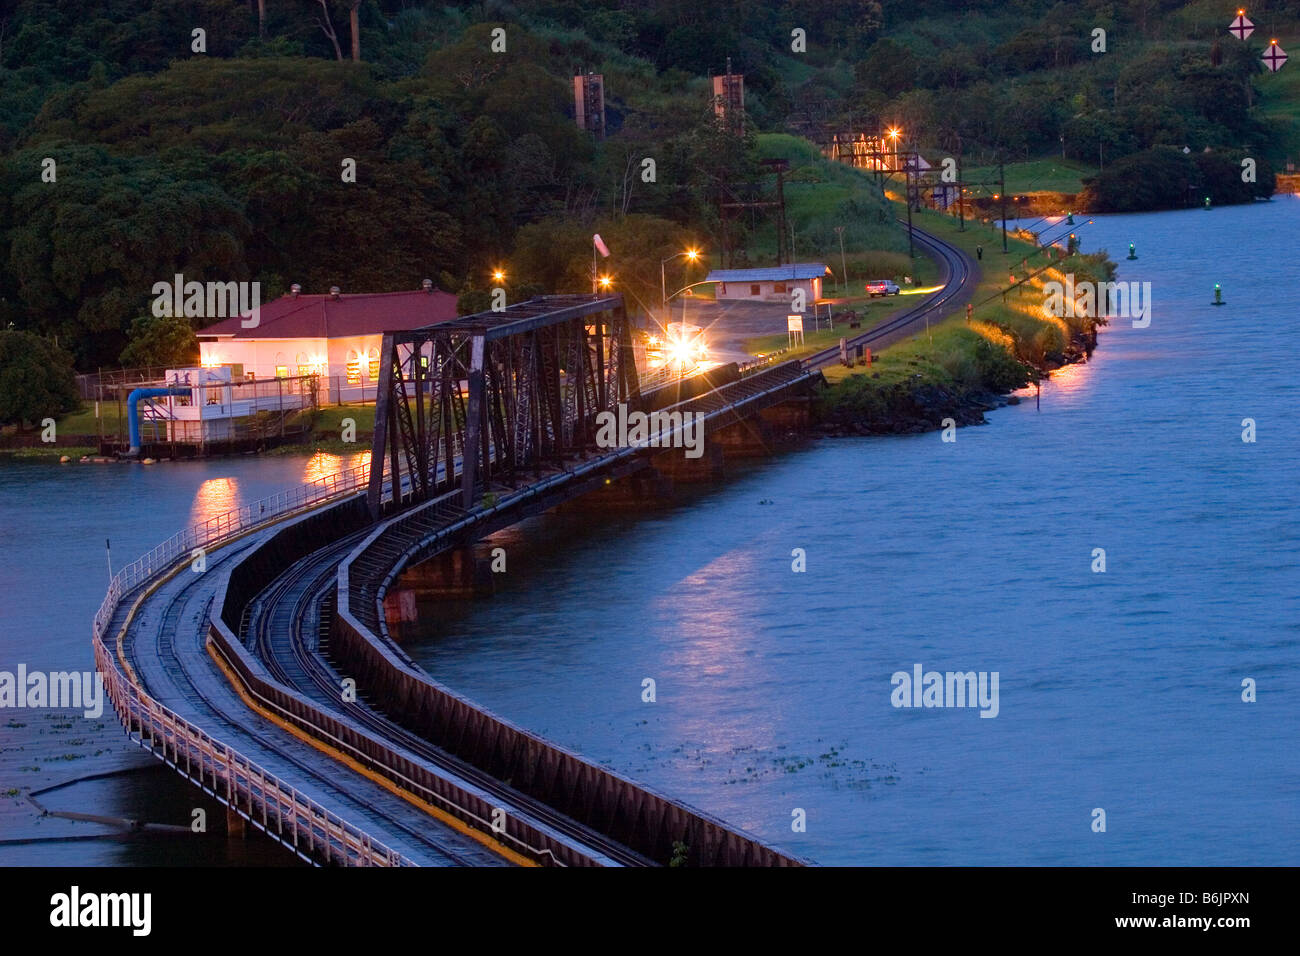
[[275, 366, 288, 379], [368, 348, 380, 381], [346, 350, 361, 385]]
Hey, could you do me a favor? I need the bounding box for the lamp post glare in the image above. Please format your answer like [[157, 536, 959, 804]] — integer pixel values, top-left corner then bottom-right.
[[661, 249, 700, 322]]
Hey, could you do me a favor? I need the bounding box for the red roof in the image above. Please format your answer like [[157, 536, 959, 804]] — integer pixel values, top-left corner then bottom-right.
[[199, 289, 459, 339]]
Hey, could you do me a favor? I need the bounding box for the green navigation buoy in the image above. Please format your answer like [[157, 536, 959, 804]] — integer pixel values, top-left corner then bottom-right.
[[1127, 243, 1137, 260], [1204, 196, 1212, 210], [1212, 283, 1225, 306], [1067, 212, 1075, 225]]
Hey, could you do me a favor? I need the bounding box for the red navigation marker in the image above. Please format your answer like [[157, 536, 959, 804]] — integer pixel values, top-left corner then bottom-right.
[[1263, 40, 1289, 72], [1229, 12, 1254, 40]]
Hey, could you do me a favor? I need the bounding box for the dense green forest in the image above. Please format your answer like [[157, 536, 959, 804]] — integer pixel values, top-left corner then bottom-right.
[[0, 0, 1296, 372]]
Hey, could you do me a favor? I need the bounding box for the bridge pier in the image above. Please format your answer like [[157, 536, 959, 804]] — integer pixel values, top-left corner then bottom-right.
[[759, 396, 812, 429], [559, 468, 675, 512], [225, 808, 246, 840], [651, 441, 724, 482], [385, 548, 494, 626]]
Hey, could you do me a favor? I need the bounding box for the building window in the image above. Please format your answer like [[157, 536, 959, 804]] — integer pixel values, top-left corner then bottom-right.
[[750, 284, 760, 296], [368, 348, 380, 381], [346, 350, 361, 385], [274, 366, 288, 379], [773, 282, 787, 294]]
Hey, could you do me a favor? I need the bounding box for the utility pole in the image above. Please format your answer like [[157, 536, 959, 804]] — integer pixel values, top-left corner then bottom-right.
[[957, 153, 965, 232], [775, 163, 788, 265], [999, 160, 1008, 254], [906, 155, 915, 260], [834, 225, 848, 294]]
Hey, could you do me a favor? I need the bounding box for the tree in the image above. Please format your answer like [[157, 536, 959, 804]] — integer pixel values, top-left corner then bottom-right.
[[313, 0, 344, 61], [0, 330, 80, 428], [349, 0, 360, 62], [118, 313, 198, 369], [1, 143, 250, 368]]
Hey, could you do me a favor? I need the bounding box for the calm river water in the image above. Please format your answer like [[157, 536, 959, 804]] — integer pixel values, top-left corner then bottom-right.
[[2, 198, 1296, 865]]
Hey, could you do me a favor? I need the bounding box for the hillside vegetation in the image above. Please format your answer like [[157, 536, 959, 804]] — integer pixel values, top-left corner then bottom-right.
[[0, 1, 1295, 372]]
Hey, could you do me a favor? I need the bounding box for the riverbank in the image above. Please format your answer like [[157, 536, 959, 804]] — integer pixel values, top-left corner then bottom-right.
[[812, 206, 1115, 436]]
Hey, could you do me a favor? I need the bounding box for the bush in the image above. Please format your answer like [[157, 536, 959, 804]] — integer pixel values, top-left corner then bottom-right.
[[0, 331, 80, 428]]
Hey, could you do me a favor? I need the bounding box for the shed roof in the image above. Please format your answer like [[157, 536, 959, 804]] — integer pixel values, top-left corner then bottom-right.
[[705, 263, 830, 283]]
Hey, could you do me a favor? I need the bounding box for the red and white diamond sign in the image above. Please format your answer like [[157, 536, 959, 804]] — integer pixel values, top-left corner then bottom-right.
[[1229, 13, 1254, 40], [1263, 41, 1288, 72]]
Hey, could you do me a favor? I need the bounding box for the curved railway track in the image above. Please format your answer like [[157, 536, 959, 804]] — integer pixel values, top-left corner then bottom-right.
[[124, 532, 493, 866], [801, 222, 976, 371], [243, 537, 653, 866]]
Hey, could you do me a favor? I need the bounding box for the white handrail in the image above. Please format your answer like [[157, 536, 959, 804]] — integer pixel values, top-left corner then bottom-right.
[[92, 460, 412, 866]]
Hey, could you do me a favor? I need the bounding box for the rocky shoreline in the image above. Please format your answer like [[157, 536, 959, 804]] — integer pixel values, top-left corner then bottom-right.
[[813, 328, 1098, 437]]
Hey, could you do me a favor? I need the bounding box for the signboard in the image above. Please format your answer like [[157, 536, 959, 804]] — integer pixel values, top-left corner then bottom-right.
[[787, 314, 803, 347], [1229, 13, 1254, 40], [1263, 40, 1288, 72]]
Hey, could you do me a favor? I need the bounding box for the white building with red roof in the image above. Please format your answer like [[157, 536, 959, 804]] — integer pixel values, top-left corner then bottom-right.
[[197, 281, 459, 403]]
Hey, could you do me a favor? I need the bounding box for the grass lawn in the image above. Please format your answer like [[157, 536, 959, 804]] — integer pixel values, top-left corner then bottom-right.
[[744, 291, 930, 359], [1258, 33, 1300, 164], [55, 402, 125, 437], [305, 404, 376, 437], [961, 158, 1098, 195], [815, 197, 1110, 399]]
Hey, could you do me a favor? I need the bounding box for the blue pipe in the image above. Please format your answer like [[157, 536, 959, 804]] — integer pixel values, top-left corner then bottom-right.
[[127, 386, 191, 455]]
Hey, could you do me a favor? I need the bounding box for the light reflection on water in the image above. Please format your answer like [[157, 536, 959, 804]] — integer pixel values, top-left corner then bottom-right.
[[0, 452, 356, 865], [396, 198, 1300, 865]]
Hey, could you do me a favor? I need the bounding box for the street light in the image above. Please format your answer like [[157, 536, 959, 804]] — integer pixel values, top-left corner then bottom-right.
[[598, 275, 613, 289], [492, 269, 506, 284], [661, 248, 699, 321]]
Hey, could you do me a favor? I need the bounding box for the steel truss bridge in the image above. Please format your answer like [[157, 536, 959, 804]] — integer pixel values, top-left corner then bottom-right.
[[96, 293, 822, 868]]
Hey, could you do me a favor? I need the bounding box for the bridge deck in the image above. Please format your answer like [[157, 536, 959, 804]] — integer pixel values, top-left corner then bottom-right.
[[111, 525, 511, 866]]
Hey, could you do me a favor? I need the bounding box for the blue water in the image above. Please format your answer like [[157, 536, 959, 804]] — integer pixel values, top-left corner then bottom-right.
[[396, 197, 1300, 864], [2, 200, 1296, 866], [0, 452, 365, 865]]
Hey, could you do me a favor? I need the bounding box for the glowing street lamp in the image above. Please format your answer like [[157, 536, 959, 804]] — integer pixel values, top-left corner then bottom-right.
[[661, 248, 700, 319], [491, 269, 506, 285], [598, 275, 613, 289]]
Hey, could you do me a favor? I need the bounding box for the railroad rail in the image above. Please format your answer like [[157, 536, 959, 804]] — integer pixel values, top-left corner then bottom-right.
[[92, 463, 415, 865], [95, 226, 972, 867]]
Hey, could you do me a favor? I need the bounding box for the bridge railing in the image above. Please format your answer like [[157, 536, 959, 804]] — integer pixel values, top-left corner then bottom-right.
[[93, 462, 375, 641], [92, 459, 414, 866], [91, 635, 407, 866]]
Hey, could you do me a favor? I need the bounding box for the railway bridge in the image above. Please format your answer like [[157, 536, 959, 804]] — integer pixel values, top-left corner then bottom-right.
[[95, 225, 975, 867]]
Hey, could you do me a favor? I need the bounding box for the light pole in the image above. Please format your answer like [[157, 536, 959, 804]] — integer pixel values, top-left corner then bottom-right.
[[661, 249, 699, 323], [887, 127, 914, 261]]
